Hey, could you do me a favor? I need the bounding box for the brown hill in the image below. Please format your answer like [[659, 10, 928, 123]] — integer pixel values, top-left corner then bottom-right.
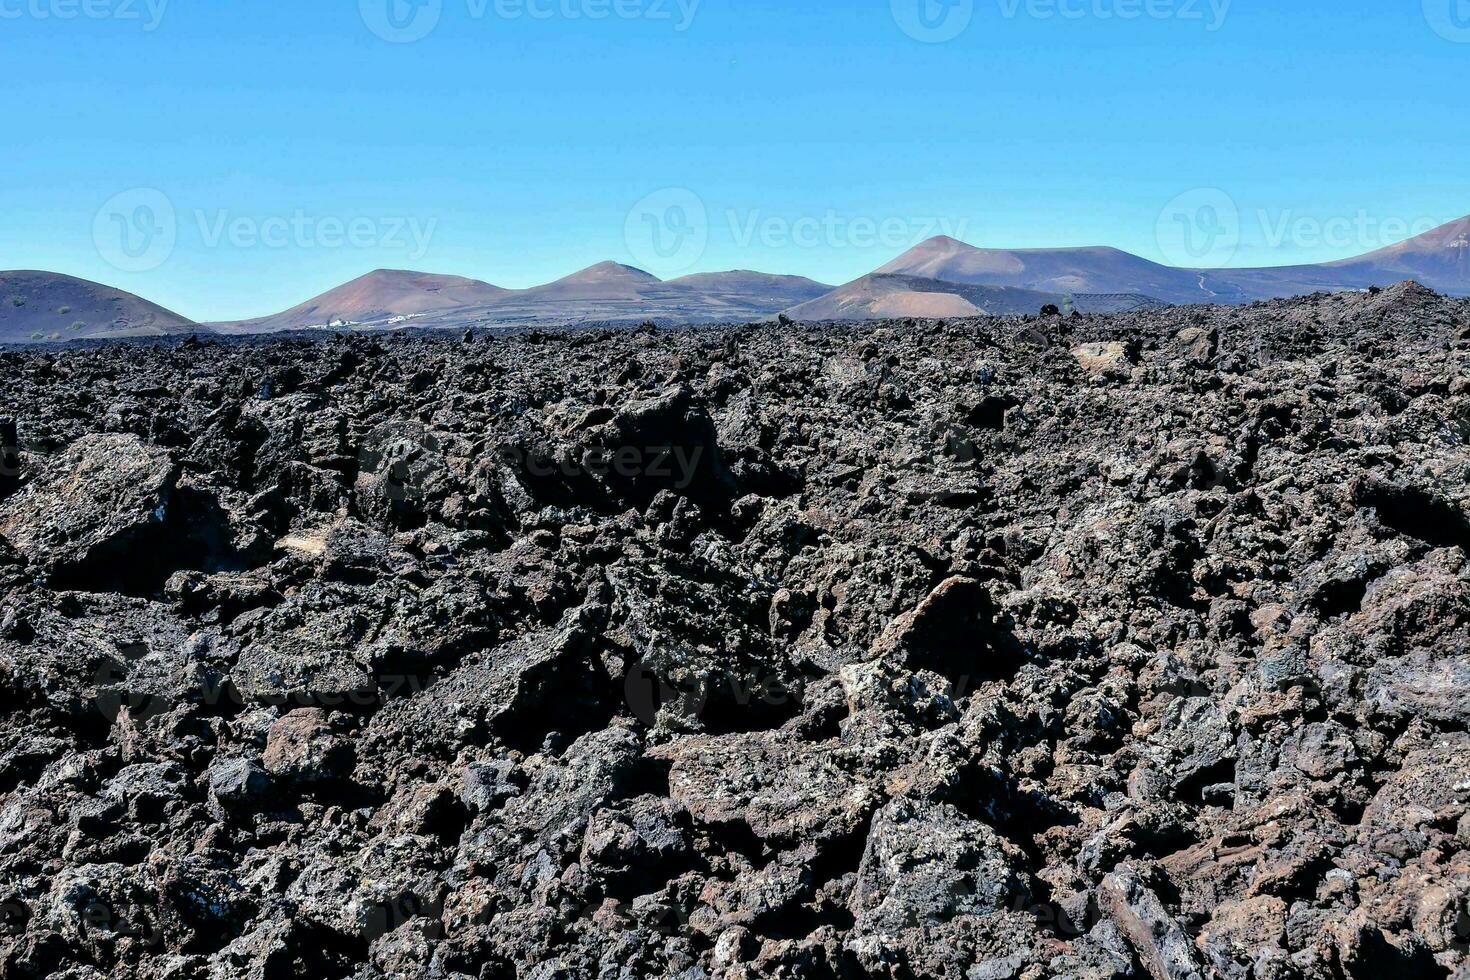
[[785, 274, 1164, 321], [877, 237, 1210, 304], [215, 269, 509, 333], [0, 272, 197, 343]]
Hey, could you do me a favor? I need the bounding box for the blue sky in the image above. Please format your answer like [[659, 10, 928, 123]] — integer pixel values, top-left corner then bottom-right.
[[1, 0, 1467, 320]]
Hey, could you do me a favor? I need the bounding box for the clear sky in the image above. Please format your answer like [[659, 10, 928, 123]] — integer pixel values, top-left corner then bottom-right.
[[2, 0, 1467, 321]]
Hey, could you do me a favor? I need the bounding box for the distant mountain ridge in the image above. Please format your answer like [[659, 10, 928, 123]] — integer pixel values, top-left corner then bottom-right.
[[11, 209, 1470, 341], [210, 263, 834, 333], [791, 211, 1470, 321], [872, 218, 1470, 304]]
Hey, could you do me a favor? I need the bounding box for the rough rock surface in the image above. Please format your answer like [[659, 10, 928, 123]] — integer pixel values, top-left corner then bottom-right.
[[0, 434, 178, 584], [1, 282, 1469, 978]]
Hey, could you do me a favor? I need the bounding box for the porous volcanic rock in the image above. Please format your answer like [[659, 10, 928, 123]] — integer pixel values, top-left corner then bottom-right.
[[0, 434, 178, 584], [0, 283, 1468, 978]]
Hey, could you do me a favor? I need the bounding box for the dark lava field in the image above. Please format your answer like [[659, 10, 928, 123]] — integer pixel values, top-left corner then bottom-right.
[[1, 281, 1469, 980]]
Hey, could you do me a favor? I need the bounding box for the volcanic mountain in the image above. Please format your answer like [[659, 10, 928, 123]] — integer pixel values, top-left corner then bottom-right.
[[508, 261, 668, 303], [462, 262, 832, 326], [784, 273, 1163, 321], [786, 213, 1470, 320], [876, 236, 1210, 304], [0, 271, 197, 343], [665, 270, 832, 310], [12, 210, 1470, 342], [216, 262, 834, 333], [215, 270, 510, 333], [1333, 213, 1470, 287]]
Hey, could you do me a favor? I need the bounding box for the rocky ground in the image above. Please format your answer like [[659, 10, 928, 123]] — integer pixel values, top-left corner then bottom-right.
[[0, 282, 1468, 979]]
